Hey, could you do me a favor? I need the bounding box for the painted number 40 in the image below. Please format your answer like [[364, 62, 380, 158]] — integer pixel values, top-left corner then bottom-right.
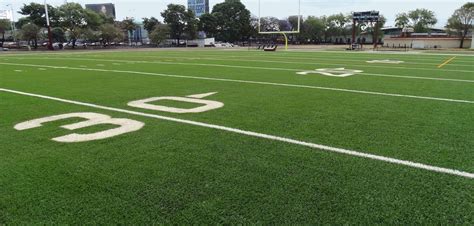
[[15, 92, 224, 143]]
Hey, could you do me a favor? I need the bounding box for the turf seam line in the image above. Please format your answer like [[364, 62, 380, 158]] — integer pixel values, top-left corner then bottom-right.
[[1, 87, 472, 179], [1, 62, 474, 104], [437, 57, 457, 68]]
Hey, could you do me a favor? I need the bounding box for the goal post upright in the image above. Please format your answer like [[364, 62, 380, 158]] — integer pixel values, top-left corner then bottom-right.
[[258, 0, 301, 51]]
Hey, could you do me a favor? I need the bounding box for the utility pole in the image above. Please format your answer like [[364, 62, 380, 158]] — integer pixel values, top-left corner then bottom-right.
[[44, 0, 54, 50], [6, 4, 16, 42]]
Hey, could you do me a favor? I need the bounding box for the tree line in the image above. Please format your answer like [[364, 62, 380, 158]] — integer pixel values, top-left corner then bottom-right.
[[0, 0, 472, 48]]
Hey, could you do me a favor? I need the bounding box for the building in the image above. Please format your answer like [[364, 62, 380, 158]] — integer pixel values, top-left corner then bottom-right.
[[0, 10, 12, 20], [132, 22, 149, 44], [85, 3, 116, 19], [188, 0, 209, 17], [383, 28, 473, 49], [472, 34, 474, 49], [381, 27, 446, 38], [384, 36, 472, 49]]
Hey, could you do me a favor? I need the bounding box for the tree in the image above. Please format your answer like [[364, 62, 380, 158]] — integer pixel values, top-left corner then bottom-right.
[[212, 0, 252, 42], [361, 15, 387, 44], [409, 9, 437, 32], [143, 17, 161, 33], [99, 23, 123, 46], [327, 13, 351, 40], [395, 13, 410, 29], [260, 17, 280, 32], [18, 3, 60, 28], [161, 4, 196, 45], [0, 19, 11, 46], [302, 16, 326, 43], [82, 28, 99, 44], [120, 18, 138, 45], [58, 3, 103, 48], [184, 12, 198, 40], [278, 20, 292, 32], [52, 27, 66, 42], [99, 14, 115, 25], [198, 13, 218, 38], [396, 9, 437, 33], [287, 15, 304, 42], [149, 24, 171, 46], [288, 15, 303, 31], [16, 18, 32, 30], [21, 23, 41, 48], [248, 16, 259, 40], [446, 2, 474, 48]]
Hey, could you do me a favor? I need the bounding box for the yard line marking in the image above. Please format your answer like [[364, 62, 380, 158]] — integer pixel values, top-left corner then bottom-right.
[[6, 57, 474, 83], [1, 87, 472, 179], [160, 51, 474, 64], [362, 72, 474, 83], [8, 56, 474, 74], [438, 57, 457, 68], [145, 51, 474, 64], [263, 49, 474, 58], [140, 53, 474, 68], [1, 62, 474, 105]]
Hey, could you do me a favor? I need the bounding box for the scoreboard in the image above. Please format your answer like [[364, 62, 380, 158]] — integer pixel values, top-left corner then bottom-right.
[[353, 11, 380, 22]]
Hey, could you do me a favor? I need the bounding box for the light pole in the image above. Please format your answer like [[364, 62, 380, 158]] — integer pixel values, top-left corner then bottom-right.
[[6, 4, 16, 42], [44, 0, 53, 50]]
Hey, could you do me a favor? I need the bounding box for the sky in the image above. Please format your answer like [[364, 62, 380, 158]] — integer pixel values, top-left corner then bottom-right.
[[0, 0, 468, 28]]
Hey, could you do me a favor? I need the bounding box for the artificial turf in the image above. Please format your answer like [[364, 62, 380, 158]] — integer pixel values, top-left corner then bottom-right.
[[0, 49, 473, 224]]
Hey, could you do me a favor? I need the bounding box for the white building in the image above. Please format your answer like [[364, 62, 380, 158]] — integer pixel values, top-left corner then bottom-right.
[[0, 10, 12, 20]]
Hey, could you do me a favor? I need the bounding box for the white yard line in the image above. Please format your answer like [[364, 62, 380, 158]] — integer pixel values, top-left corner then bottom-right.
[[1, 62, 474, 105], [141, 53, 474, 67], [1, 87, 472, 179], [362, 72, 474, 83], [148, 51, 474, 64], [5, 57, 474, 82], [8, 55, 474, 74], [260, 49, 474, 58]]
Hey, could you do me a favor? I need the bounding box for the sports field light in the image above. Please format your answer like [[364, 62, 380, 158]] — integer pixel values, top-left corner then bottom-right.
[[257, 0, 301, 51], [44, 0, 54, 50]]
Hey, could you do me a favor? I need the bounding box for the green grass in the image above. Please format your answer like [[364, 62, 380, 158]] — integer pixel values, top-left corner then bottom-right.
[[0, 49, 473, 224]]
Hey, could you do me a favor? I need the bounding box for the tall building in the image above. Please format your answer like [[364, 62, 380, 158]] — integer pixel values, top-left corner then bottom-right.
[[188, 0, 209, 17], [85, 3, 116, 19]]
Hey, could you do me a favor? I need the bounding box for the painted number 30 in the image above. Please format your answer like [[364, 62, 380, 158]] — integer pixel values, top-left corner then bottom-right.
[[14, 92, 224, 143], [14, 113, 144, 143]]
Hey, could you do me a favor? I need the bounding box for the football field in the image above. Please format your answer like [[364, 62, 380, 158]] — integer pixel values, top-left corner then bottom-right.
[[0, 49, 473, 223]]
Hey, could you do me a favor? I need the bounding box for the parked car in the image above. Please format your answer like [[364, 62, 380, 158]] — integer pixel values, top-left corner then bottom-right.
[[63, 42, 87, 49], [2, 42, 18, 48]]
